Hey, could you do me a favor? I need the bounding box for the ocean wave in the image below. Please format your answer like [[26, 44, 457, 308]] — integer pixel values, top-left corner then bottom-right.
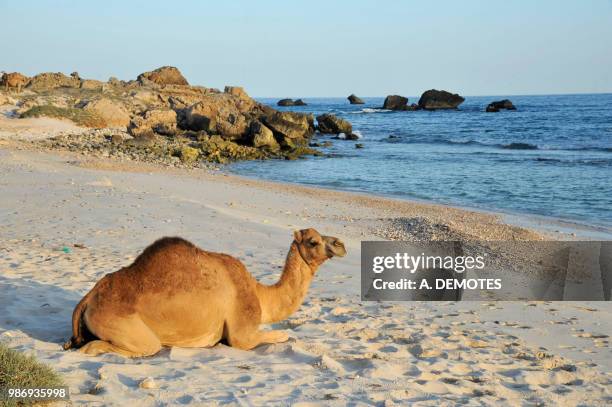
[[380, 136, 611, 153], [501, 143, 538, 150], [347, 108, 392, 114], [533, 157, 612, 167]]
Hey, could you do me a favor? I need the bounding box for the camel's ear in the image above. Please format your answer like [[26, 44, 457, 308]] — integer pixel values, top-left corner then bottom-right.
[[293, 230, 302, 243]]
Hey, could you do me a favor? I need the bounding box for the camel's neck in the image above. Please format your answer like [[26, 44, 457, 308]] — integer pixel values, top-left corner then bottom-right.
[[255, 242, 317, 324]]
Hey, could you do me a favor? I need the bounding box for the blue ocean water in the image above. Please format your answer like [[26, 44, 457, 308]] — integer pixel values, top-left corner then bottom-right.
[[230, 94, 612, 228]]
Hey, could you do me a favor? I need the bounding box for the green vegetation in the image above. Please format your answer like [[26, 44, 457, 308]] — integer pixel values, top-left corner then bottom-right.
[[0, 343, 64, 406], [20, 105, 106, 128]]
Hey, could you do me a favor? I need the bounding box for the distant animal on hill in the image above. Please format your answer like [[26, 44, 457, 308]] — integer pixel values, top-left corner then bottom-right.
[[1, 72, 29, 93], [64, 228, 347, 357]]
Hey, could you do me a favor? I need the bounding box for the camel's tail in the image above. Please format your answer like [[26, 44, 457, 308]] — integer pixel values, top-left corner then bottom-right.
[[63, 287, 97, 350]]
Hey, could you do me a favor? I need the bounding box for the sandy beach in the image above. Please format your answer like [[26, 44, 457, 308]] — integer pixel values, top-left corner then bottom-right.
[[0, 113, 610, 406]]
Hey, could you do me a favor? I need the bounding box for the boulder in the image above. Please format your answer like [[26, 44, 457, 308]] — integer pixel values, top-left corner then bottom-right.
[[224, 86, 249, 100], [383, 95, 409, 110], [277, 98, 307, 106], [347, 94, 365, 104], [250, 121, 279, 151], [80, 79, 104, 90], [184, 93, 254, 139], [277, 99, 294, 106], [0, 93, 16, 106], [486, 99, 516, 112], [418, 89, 464, 110], [178, 146, 200, 164], [83, 98, 131, 128], [137, 66, 189, 86], [316, 113, 352, 134], [128, 109, 177, 138], [26, 72, 80, 91], [262, 111, 313, 145]]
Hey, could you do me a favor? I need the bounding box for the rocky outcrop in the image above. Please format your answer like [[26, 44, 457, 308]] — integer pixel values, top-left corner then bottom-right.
[[183, 92, 256, 139], [383, 95, 409, 110], [128, 109, 177, 138], [316, 113, 352, 135], [418, 89, 464, 110], [137, 66, 189, 86], [26, 72, 80, 91], [80, 79, 104, 90], [347, 94, 365, 104], [83, 98, 131, 128], [277, 98, 307, 106], [250, 121, 279, 151], [486, 99, 516, 112], [224, 86, 249, 99], [262, 111, 313, 147]]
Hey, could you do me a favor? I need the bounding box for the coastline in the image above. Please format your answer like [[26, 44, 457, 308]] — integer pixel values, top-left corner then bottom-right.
[[2, 126, 609, 242], [224, 166, 612, 241], [1, 135, 611, 404]]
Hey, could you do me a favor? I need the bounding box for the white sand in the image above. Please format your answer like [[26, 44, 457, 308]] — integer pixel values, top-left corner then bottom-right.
[[0, 125, 611, 405]]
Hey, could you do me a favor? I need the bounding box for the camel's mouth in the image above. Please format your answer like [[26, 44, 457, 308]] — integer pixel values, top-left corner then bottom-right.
[[324, 236, 347, 258]]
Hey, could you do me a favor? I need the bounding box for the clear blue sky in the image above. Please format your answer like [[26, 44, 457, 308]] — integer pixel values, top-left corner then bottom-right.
[[1, 0, 611, 97]]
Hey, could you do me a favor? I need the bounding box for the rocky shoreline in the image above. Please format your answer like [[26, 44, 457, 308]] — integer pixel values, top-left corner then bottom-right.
[[0, 67, 357, 165], [1, 67, 520, 167]]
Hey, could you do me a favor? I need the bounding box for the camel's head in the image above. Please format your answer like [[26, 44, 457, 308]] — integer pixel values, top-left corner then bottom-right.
[[293, 228, 346, 266]]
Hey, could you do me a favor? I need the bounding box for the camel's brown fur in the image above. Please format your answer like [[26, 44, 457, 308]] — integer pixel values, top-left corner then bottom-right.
[[64, 229, 346, 357], [1, 72, 29, 93]]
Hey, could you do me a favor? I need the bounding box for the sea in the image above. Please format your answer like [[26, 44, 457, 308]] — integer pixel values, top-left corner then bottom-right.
[[229, 94, 612, 229]]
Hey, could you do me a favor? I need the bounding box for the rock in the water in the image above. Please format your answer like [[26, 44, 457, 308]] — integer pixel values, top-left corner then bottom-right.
[[137, 66, 189, 86], [277, 98, 307, 106], [277, 99, 294, 106], [418, 89, 464, 110], [83, 98, 131, 128], [355, 143, 364, 148], [263, 111, 313, 144], [250, 121, 279, 151], [486, 99, 516, 112], [128, 109, 177, 138], [347, 94, 365, 104], [316, 113, 352, 135], [383, 95, 409, 110]]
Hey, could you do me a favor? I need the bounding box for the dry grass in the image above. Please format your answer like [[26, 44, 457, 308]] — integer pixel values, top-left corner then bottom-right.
[[0, 343, 64, 406], [20, 105, 106, 128]]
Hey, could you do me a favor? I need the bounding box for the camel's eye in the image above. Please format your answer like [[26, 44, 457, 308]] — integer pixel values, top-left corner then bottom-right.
[[309, 239, 319, 247]]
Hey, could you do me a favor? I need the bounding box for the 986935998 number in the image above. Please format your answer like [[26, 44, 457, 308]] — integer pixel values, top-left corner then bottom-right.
[[1, 387, 70, 401]]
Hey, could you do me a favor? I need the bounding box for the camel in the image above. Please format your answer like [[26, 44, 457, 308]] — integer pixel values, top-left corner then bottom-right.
[[1, 72, 29, 93], [64, 228, 346, 357]]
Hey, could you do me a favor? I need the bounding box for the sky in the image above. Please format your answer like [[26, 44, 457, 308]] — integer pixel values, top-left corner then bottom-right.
[[1, 0, 611, 97]]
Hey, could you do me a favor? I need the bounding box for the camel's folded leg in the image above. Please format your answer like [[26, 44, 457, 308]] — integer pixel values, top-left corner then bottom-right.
[[226, 327, 289, 350], [80, 340, 159, 358], [80, 314, 162, 358]]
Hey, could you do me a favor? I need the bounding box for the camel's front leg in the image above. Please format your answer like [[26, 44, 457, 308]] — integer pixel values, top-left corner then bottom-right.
[[225, 323, 289, 350]]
